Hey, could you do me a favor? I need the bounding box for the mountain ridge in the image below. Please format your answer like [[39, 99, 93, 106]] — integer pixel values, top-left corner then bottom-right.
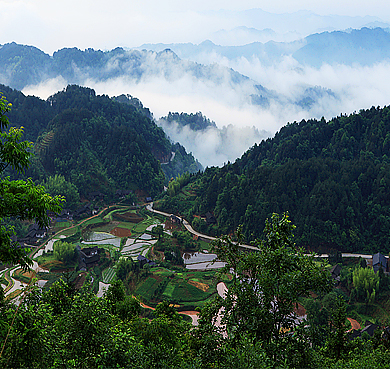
[[0, 84, 202, 203], [157, 105, 390, 254]]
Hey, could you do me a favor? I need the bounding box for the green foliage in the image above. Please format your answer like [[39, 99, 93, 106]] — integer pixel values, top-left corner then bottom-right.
[[159, 106, 390, 253], [0, 94, 63, 269], [206, 214, 332, 366], [1, 84, 201, 200], [0, 266, 390, 368], [352, 267, 380, 303], [172, 230, 198, 251], [167, 172, 191, 196], [162, 111, 217, 131], [43, 174, 80, 209], [324, 297, 349, 360], [53, 240, 76, 264], [116, 257, 134, 281], [151, 224, 163, 240]]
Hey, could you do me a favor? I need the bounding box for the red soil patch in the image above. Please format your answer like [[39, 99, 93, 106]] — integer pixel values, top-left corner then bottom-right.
[[179, 310, 199, 315], [294, 303, 307, 317], [347, 317, 361, 331], [188, 280, 209, 292], [110, 227, 132, 237]]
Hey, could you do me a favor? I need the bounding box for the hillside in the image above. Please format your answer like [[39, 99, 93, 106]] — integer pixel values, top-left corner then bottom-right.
[[0, 84, 201, 201], [157, 105, 390, 254]]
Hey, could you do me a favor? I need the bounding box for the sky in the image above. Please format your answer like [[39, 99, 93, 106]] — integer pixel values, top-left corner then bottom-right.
[[1, 0, 390, 54]]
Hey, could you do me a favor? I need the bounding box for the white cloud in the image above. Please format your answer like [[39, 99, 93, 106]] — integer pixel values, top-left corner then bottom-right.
[[20, 42, 390, 168]]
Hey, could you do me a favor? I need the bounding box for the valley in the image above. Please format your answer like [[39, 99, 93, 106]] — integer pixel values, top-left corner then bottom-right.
[[2, 13, 390, 364], [0, 201, 228, 318]]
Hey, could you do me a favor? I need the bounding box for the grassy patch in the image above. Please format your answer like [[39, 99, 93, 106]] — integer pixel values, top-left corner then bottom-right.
[[83, 217, 105, 226], [136, 277, 160, 301], [117, 222, 137, 230], [163, 282, 175, 298], [92, 223, 117, 233], [35, 252, 57, 266], [55, 221, 72, 228], [134, 267, 218, 307], [57, 227, 78, 236], [172, 281, 210, 302], [103, 207, 131, 221]]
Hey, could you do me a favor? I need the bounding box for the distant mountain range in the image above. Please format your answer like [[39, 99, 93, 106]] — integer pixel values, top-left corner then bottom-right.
[[1, 28, 388, 167], [203, 9, 388, 44], [140, 27, 390, 68], [0, 41, 336, 109]]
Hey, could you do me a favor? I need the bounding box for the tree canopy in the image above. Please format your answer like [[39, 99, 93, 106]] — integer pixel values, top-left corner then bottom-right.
[[158, 105, 390, 254], [0, 94, 62, 269], [204, 214, 332, 366]]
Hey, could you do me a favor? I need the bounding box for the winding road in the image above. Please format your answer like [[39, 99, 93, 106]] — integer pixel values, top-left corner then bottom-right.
[[146, 203, 259, 251], [146, 203, 376, 259]]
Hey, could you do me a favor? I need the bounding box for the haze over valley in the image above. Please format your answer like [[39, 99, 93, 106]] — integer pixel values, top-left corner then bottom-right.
[[2, 3, 390, 165]]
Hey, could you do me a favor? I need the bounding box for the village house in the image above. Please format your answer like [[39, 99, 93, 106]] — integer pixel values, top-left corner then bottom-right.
[[330, 264, 342, 281], [77, 245, 101, 271], [372, 252, 387, 273], [170, 214, 181, 223], [20, 223, 48, 245], [137, 254, 156, 268]]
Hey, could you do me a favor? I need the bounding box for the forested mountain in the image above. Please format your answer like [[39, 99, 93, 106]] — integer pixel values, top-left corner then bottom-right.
[[0, 84, 201, 202], [159, 112, 217, 131], [158, 106, 390, 254]]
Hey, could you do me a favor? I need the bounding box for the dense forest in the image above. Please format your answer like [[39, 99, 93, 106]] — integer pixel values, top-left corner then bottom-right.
[[158, 106, 390, 254], [0, 84, 201, 204], [159, 112, 217, 131]]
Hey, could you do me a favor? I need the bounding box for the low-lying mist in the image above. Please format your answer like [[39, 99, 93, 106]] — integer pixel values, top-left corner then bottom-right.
[[22, 51, 390, 167]]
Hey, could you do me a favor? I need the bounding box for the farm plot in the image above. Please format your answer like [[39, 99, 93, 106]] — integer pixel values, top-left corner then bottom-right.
[[121, 242, 153, 260], [134, 268, 218, 307], [171, 280, 211, 302], [182, 252, 218, 265], [138, 233, 153, 240], [82, 231, 121, 248], [162, 282, 175, 298], [135, 277, 162, 301], [110, 227, 132, 237], [113, 211, 144, 223], [186, 261, 226, 270], [121, 243, 148, 254], [102, 267, 116, 283], [85, 231, 117, 241]]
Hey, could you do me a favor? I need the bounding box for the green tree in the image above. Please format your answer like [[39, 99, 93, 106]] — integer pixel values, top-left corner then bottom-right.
[[324, 296, 348, 360], [116, 257, 134, 280], [152, 224, 164, 240], [0, 94, 63, 269], [43, 174, 80, 209], [352, 266, 379, 305], [53, 240, 76, 264], [208, 213, 332, 365]]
